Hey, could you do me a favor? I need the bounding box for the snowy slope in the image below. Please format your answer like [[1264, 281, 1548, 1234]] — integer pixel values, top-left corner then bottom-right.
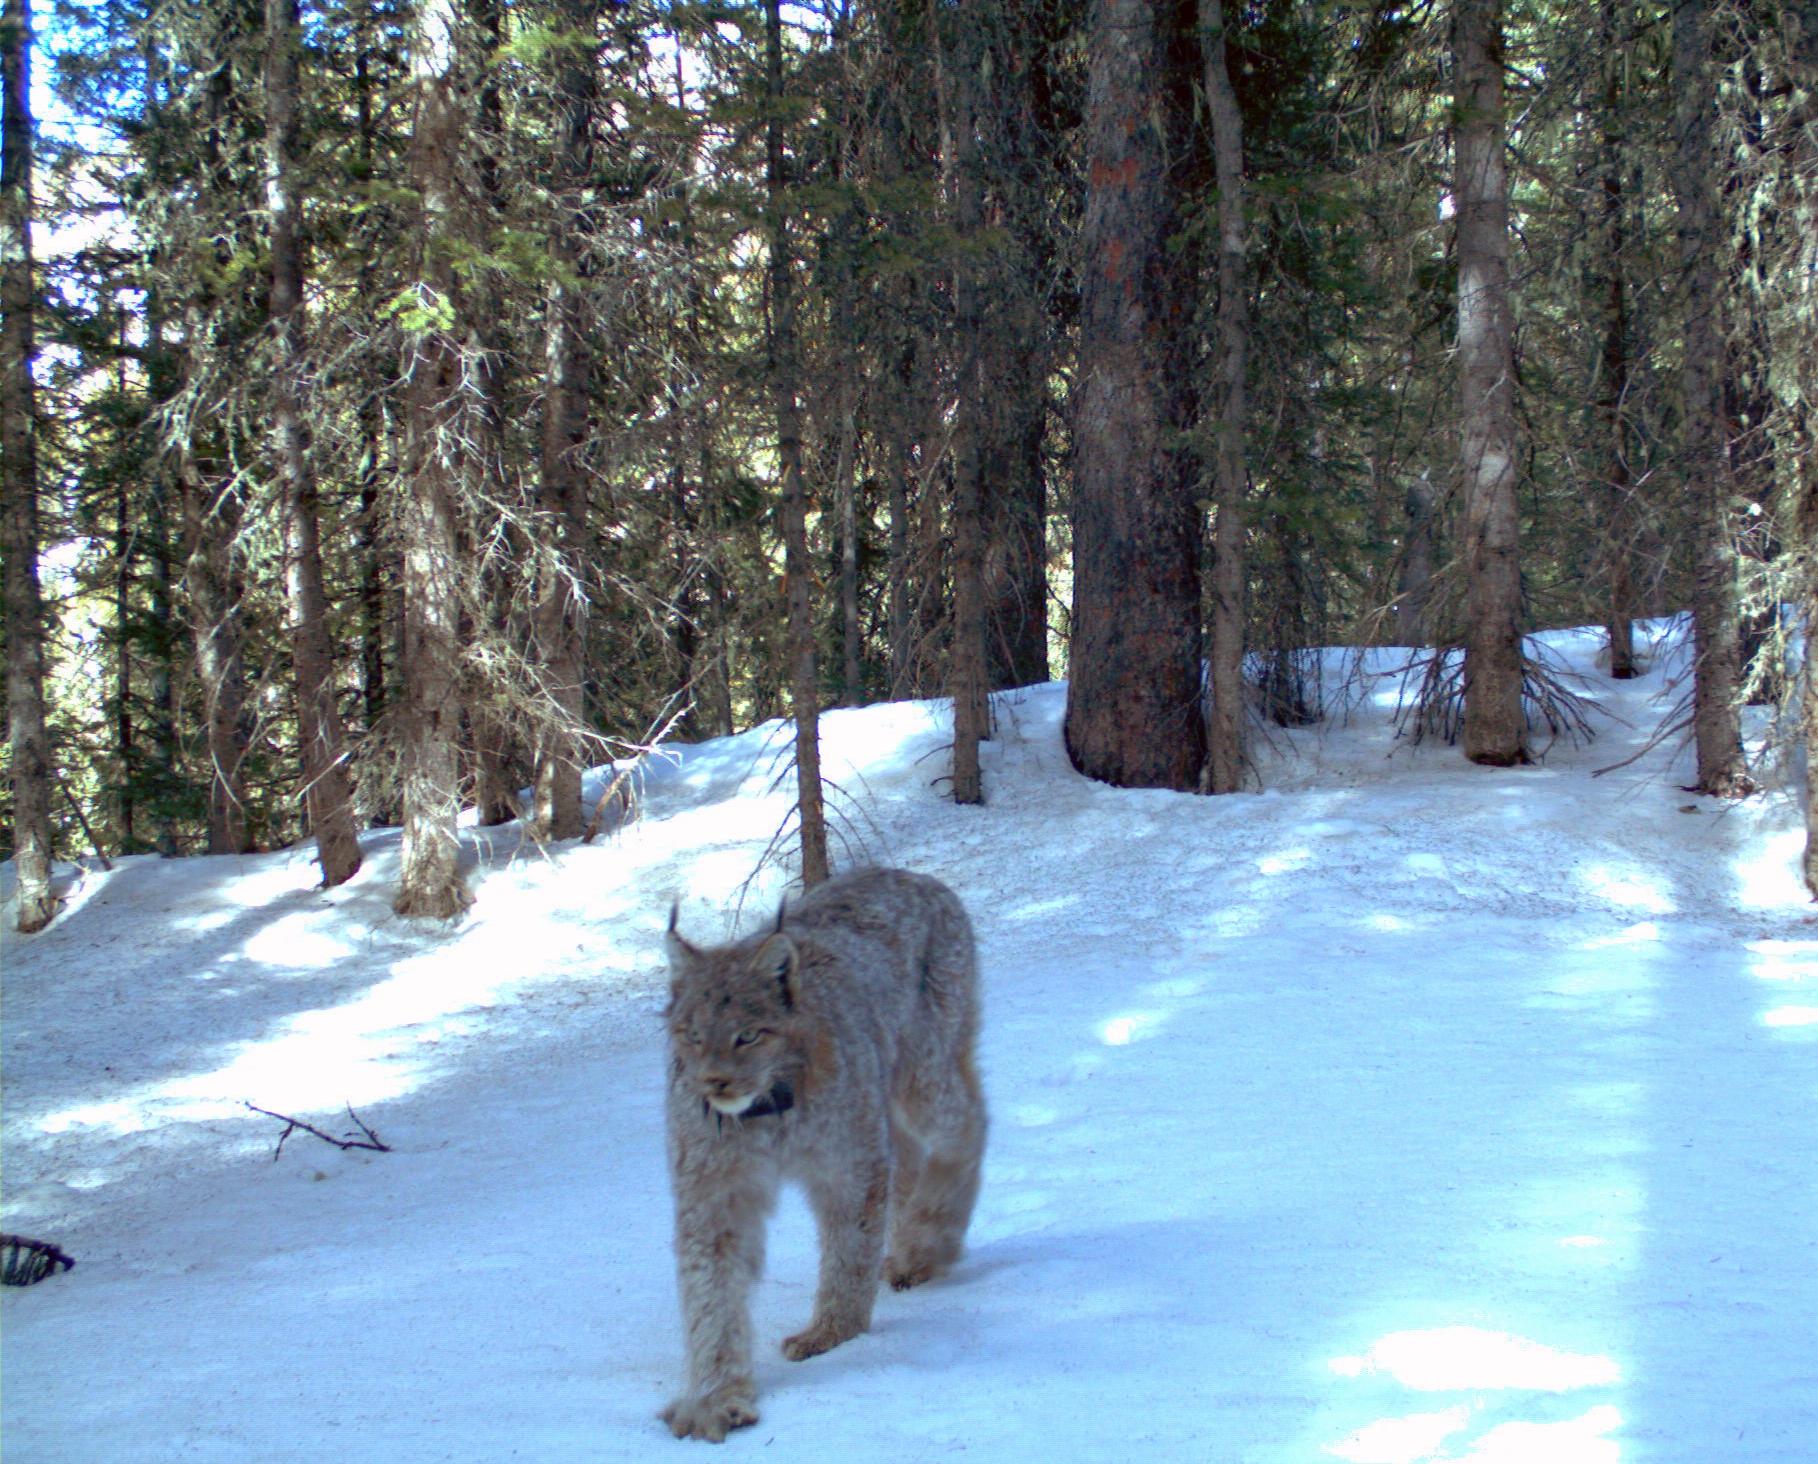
[[3, 620, 1815, 1464]]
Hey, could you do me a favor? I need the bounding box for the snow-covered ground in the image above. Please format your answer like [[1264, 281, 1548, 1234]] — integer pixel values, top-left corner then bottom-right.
[[4, 620, 1815, 1463]]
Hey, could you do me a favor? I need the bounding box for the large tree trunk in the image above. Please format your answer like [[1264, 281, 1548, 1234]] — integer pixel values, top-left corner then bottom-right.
[[266, 0, 361, 887], [1201, 0, 1249, 794], [1792, 0, 1818, 893], [1064, 0, 1205, 792], [2, 0, 55, 931], [352, 6, 390, 753], [1453, 0, 1527, 767], [764, 0, 829, 886], [940, 3, 988, 806], [1672, 0, 1752, 796], [532, 0, 597, 841], [465, 0, 516, 831], [1595, 0, 1637, 680], [395, 0, 474, 917]]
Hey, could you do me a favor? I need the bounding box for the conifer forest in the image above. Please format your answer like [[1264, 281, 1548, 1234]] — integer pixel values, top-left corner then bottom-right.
[[2, 0, 1816, 930]]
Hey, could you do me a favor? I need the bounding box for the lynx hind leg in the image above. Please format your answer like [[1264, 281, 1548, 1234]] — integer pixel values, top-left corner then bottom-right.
[[886, 1048, 986, 1292]]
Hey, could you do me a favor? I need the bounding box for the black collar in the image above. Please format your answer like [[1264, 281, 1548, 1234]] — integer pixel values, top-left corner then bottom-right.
[[704, 1080, 795, 1128]]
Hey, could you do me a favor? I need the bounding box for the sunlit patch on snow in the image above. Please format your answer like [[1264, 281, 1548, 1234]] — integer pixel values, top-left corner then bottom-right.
[[1579, 865, 1674, 915], [1364, 912, 1415, 933], [1325, 1404, 1472, 1462], [177, 907, 240, 934], [242, 913, 360, 970], [1459, 1403, 1622, 1462], [1761, 1005, 1818, 1029], [1746, 938, 1818, 982], [1733, 830, 1808, 910], [1259, 847, 1312, 876], [1099, 1011, 1161, 1047], [1559, 1234, 1608, 1249], [1008, 1103, 1060, 1128], [1004, 893, 1079, 923], [1329, 1327, 1621, 1392], [38, 1099, 146, 1137], [1578, 921, 1661, 950]]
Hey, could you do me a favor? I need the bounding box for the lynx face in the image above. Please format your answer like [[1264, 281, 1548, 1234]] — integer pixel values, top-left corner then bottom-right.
[[666, 928, 800, 1117]]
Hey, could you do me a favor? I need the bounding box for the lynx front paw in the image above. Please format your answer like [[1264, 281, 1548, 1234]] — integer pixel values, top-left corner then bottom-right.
[[781, 1317, 863, 1361], [660, 1383, 758, 1443]]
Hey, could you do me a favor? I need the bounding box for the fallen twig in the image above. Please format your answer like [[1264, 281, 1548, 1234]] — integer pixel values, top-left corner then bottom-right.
[[246, 1102, 392, 1161]]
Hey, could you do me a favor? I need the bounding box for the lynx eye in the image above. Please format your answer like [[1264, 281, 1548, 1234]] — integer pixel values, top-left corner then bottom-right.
[[734, 1027, 767, 1048]]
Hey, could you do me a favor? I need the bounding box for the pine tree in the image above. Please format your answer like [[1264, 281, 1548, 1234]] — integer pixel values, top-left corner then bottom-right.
[[1065, 0, 1206, 793], [3, 0, 56, 931]]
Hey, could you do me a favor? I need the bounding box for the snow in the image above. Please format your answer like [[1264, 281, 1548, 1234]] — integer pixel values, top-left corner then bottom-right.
[[4, 618, 1815, 1463]]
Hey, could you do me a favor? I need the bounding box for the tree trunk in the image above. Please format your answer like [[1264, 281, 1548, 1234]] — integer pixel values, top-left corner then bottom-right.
[[142, 213, 180, 856], [466, 0, 516, 831], [1672, 0, 1752, 796], [1201, 0, 1249, 794], [764, 0, 829, 885], [180, 39, 255, 856], [266, 0, 362, 886], [978, 3, 1054, 693], [1792, 0, 1818, 892], [940, 3, 988, 806], [532, 0, 597, 841], [1397, 472, 1438, 647], [1596, 0, 1637, 680], [182, 456, 254, 855], [1064, 0, 1205, 792], [2, 0, 55, 931], [1453, 0, 1527, 767], [395, 0, 474, 917], [352, 5, 390, 751]]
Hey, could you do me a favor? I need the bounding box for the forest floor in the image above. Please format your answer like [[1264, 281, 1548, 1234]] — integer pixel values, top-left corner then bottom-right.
[[4, 619, 1815, 1463]]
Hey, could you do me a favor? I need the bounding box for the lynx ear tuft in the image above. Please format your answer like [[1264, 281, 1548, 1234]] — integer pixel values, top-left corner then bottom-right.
[[754, 933, 799, 1011], [665, 902, 700, 967]]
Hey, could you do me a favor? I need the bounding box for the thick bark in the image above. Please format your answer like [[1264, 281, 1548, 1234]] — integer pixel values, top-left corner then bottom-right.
[[1453, 0, 1527, 766], [1201, 0, 1249, 795], [940, 5, 988, 806], [466, 0, 516, 831], [352, 7, 390, 749], [1672, 0, 1752, 796], [1793, 0, 1818, 892], [1064, 0, 1205, 792], [266, 0, 361, 886], [532, 0, 597, 841], [765, 0, 829, 886], [2, 0, 54, 930], [1595, 0, 1637, 680], [395, 0, 474, 917]]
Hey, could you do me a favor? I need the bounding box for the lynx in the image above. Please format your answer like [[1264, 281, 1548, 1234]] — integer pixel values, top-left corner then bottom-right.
[[659, 867, 987, 1442]]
